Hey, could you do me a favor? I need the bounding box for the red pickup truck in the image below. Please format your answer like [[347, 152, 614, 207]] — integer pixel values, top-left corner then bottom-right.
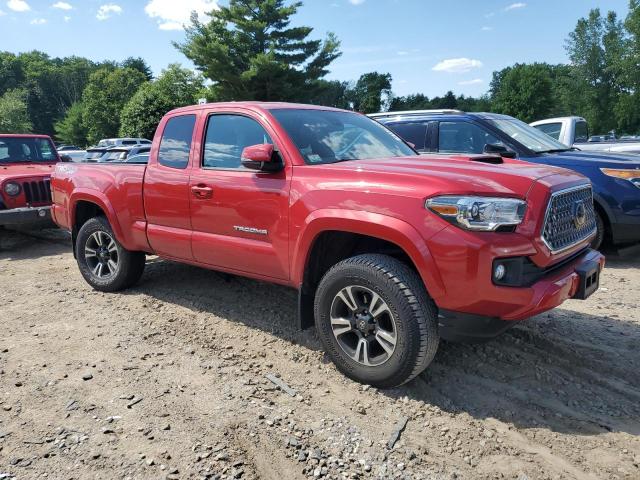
[[51, 102, 604, 388], [0, 134, 59, 229]]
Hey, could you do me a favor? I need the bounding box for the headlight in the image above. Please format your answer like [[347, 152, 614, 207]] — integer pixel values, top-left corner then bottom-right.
[[600, 168, 640, 188], [426, 196, 527, 231], [3, 182, 21, 197]]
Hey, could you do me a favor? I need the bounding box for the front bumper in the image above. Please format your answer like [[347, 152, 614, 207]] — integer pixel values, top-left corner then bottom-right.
[[0, 206, 54, 228], [437, 248, 605, 342]]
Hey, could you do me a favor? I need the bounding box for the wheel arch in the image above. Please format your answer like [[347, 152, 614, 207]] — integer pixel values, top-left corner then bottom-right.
[[70, 190, 125, 256], [294, 210, 445, 329]]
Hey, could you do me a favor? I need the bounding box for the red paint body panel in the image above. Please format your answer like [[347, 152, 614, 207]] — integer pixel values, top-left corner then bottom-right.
[[50, 102, 604, 326]]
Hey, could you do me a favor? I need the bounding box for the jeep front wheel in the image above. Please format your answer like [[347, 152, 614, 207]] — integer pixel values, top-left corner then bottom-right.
[[314, 254, 439, 388]]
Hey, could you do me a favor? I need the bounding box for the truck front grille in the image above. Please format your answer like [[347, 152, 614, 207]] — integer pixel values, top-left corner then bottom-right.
[[542, 185, 596, 253], [22, 179, 52, 204]]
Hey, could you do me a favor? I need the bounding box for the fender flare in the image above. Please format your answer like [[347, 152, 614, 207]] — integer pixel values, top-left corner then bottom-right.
[[292, 208, 446, 300], [592, 192, 615, 229], [69, 189, 128, 248]]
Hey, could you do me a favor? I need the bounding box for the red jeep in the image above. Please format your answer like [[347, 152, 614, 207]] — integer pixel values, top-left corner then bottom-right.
[[51, 103, 605, 387], [0, 134, 59, 229]]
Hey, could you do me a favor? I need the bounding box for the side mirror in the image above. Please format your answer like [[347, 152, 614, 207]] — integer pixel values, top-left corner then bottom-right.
[[484, 143, 517, 159], [241, 144, 282, 172], [60, 154, 72, 162]]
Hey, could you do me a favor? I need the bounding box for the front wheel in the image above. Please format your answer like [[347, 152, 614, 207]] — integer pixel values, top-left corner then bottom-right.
[[76, 216, 145, 292], [591, 210, 605, 250], [314, 254, 439, 388]]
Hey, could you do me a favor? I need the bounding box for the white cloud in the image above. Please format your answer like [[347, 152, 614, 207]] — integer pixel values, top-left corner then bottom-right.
[[458, 78, 483, 86], [7, 0, 31, 12], [52, 1, 72, 10], [97, 3, 121, 20], [397, 51, 409, 56], [145, 0, 217, 31], [505, 2, 526, 11], [349, 0, 365, 4], [433, 58, 483, 74], [64, 15, 70, 21], [30, 17, 46, 24], [481, 26, 493, 31]]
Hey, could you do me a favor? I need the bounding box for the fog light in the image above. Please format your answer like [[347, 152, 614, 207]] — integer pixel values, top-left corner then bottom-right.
[[494, 264, 507, 281]]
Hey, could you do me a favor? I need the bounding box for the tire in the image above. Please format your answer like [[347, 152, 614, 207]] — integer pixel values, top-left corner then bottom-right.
[[591, 210, 605, 250], [314, 254, 439, 388], [76, 216, 145, 292]]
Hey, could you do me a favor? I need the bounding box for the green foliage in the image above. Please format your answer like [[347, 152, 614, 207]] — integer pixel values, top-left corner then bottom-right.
[[121, 57, 153, 81], [489, 63, 555, 123], [390, 91, 491, 112], [176, 0, 341, 101], [54, 102, 88, 146], [0, 88, 32, 133], [81, 68, 147, 144], [120, 64, 205, 139], [350, 72, 392, 114]]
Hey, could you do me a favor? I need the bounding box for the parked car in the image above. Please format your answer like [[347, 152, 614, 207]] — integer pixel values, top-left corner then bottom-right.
[[96, 138, 152, 148], [60, 149, 87, 162], [99, 145, 151, 162], [531, 116, 640, 154], [57, 145, 81, 152], [0, 134, 60, 229], [371, 110, 640, 249], [84, 147, 109, 162], [124, 153, 149, 164], [51, 102, 604, 388]]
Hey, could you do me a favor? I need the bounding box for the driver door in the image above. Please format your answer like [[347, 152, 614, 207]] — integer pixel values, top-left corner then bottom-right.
[[189, 113, 291, 281]]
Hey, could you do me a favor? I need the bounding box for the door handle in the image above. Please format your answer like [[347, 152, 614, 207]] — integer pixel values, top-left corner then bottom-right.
[[191, 184, 213, 199]]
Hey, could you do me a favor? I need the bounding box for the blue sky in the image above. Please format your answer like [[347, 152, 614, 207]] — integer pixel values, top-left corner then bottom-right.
[[0, 0, 632, 98]]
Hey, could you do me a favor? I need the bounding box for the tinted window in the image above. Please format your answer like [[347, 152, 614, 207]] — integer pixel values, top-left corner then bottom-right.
[[438, 121, 502, 154], [0, 137, 57, 163], [203, 115, 272, 169], [159, 115, 196, 169], [574, 121, 589, 143], [385, 122, 428, 151], [271, 109, 416, 165], [122, 140, 137, 145], [534, 123, 562, 141]]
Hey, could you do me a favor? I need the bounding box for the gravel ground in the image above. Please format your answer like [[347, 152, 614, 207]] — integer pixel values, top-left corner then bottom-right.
[[0, 228, 639, 480]]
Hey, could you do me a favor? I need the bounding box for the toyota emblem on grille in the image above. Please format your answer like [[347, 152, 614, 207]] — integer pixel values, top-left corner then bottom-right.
[[573, 200, 587, 228]]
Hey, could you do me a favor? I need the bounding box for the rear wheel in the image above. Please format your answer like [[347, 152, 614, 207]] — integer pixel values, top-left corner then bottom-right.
[[76, 216, 145, 292], [314, 254, 439, 388], [591, 210, 605, 250]]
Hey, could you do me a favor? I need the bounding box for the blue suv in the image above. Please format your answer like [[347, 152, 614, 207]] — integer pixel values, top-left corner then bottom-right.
[[371, 110, 640, 249]]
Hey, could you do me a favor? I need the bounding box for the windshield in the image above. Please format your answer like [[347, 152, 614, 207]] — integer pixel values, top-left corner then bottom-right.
[[270, 109, 416, 164], [0, 137, 57, 163], [487, 118, 570, 153], [85, 150, 105, 160]]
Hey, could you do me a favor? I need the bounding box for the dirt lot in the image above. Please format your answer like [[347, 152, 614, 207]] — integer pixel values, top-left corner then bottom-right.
[[0, 228, 639, 480]]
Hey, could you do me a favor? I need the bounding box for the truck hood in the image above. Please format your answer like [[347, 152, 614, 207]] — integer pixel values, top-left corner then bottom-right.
[[537, 150, 640, 169], [324, 155, 580, 198], [0, 162, 56, 182]]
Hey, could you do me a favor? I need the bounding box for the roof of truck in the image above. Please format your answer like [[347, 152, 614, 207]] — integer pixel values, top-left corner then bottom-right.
[[169, 101, 348, 115], [530, 116, 587, 126]]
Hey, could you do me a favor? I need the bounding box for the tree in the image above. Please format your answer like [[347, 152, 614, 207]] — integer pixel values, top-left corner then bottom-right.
[[121, 57, 153, 81], [120, 64, 205, 139], [176, 0, 341, 102], [0, 52, 25, 96], [0, 89, 32, 134], [566, 9, 626, 132], [489, 63, 555, 122], [54, 102, 88, 146], [350, 72, 392, 113], [82, 68, 147, 144]]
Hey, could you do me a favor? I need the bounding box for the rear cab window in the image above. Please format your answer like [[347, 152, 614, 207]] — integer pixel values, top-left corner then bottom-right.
[[574, 121, 589, 143], [158, 115, 197, 169], [534, 123, 562, 141]]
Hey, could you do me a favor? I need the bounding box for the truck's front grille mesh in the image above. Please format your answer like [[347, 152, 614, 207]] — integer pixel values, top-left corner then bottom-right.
[[542, 185, 596, 253], [23, 179, 52, 204]]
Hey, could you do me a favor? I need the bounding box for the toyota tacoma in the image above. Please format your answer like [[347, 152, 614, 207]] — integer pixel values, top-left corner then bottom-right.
[[50, 102, 605, 388]]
